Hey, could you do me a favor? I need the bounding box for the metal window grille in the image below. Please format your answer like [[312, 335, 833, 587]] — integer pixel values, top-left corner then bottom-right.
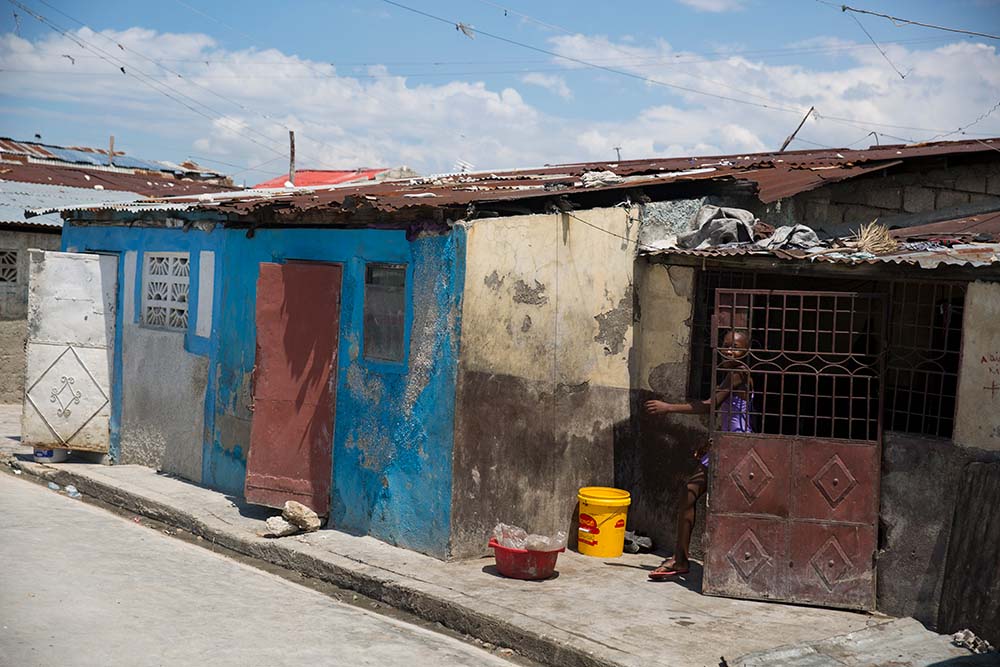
[[713, 289, 885, 442], [884, 281, 965, 438], [0, 249, 17, 283], [142, 252, 190, 331], [689, 269, 758, 400]]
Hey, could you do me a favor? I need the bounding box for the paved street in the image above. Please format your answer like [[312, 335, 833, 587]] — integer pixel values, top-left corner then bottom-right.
[[0, 472, 515, 667]]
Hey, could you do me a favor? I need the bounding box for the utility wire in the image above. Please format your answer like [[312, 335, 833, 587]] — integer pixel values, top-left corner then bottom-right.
[[380, 0, 806, 115], [7, 0, 292, 162], [30, 0, 357, 172], [926, 99, 1000, 142], [839, 4, 1000, 41], [848, 13, 908, 79]]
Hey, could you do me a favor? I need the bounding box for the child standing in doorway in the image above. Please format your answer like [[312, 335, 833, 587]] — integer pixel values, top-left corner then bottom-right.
[[642, 329, 752, 580]]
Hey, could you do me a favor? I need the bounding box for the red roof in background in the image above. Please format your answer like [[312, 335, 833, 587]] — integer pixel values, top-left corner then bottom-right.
[[253, 169, 388, 189]]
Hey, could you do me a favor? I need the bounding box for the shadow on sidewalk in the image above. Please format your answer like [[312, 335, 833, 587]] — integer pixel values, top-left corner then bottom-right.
[[601, 559, 704, 593]]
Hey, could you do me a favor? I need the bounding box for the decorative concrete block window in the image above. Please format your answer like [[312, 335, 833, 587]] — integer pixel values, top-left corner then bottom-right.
[[142, 252, 190, 331], [0, 249, 17, 283], [363, 263, 406, 362]]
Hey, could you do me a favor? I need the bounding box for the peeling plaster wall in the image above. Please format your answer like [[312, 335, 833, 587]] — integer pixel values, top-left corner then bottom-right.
[[451, 208, 636, 558], [627, 262, 704, 556], [214, 228, 463, 559], [953, 281, 1000, 451], [60, 225, 219, 480]]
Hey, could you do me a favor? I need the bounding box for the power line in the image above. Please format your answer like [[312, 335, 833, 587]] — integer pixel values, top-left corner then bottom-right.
[[839, 4, 1000, 41], [926, 99, 1000, 142], [848, 13, 908, 79], [7, 0, 291, 162], [379, 0, 807, 115]]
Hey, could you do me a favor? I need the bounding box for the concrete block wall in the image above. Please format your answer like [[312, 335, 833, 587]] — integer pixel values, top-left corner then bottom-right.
[[0, 229, 61, 320], [781, 159, 1000, 237]]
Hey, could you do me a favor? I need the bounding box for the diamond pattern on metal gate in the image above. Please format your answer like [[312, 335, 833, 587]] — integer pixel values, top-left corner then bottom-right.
[[810, 537, 854, 590], [26, 345, 108, 445], [730, 448, 774, 505], [726, 529, 771, 582], [812, 455, 858, 509]]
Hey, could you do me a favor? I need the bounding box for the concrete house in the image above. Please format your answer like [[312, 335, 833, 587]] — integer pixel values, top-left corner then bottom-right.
[[29, 138, 999, 639]]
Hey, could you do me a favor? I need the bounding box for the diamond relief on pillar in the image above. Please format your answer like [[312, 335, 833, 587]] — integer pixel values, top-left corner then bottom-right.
[[730, 448, 774, 505], [810, 536, 854, 590], [812, 454, 858, 509], [26, 346, 108, 445], [726, 529, 771, 582]]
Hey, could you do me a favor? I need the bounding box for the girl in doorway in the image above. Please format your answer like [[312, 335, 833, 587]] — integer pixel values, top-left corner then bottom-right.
[[642, 329, 752, 580]]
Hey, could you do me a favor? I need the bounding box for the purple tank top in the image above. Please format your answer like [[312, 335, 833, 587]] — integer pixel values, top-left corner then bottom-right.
[[701, 389, 753, 467]]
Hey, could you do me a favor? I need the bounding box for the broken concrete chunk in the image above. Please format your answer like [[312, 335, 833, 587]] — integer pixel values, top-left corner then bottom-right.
[[282, 500, 322, 532], [261, 516, 299, 538]]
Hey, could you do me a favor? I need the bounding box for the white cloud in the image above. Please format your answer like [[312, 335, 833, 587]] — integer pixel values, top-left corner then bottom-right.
[[521, 73, 573, 100], [677, 0, 747, 12], [1, 26, 998, 177]]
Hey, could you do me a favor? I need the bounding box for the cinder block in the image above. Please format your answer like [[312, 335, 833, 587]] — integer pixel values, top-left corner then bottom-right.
[[969, 193, 1000, 205], [936, 190, 971, 209], [954, 167, 987, 194], [841, 204, 884, 226], [804, 198, 831, 225], [986, 175, 1000, 196], [903, 186, 936, 213], [864, 186, 903, 211]]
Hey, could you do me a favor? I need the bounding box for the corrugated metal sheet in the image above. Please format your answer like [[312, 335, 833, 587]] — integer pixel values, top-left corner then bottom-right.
[[37, 136, 1000, 227], [0, 163, 237, 197], [1, 180, 142, 227], [643, 240, 1000, 270]]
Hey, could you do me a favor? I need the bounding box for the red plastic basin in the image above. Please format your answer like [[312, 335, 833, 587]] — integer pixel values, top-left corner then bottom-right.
[[488, 538, 565, 580]]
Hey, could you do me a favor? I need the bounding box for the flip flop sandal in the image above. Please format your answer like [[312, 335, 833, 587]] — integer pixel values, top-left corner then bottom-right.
[[648, 566, 689, 581]]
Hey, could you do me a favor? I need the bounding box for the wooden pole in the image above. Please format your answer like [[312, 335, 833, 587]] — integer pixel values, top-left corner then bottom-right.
[[288, 130, 295, 186], [109, 135, 115, 166], [779, 106, 815, 153]]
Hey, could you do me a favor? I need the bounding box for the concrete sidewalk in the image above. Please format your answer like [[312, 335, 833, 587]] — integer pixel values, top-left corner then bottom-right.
[[0, 406, 979, 667]]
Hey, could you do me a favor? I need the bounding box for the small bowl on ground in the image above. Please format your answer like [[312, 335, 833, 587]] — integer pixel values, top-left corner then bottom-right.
[[488, 538, 565, 580]]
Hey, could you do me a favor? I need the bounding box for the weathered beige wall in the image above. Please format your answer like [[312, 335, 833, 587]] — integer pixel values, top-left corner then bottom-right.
[[954, 281, 1000, 451], [634, 263, 695, 397], [459, 208, 635, 387], [451, 207, 638, 557]]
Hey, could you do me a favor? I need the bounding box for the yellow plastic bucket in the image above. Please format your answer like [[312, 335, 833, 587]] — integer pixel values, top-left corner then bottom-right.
[[577, 487, 631, 558]]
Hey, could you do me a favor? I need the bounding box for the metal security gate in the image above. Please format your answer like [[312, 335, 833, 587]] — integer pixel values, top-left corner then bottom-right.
[[703, 289, 885, 610]]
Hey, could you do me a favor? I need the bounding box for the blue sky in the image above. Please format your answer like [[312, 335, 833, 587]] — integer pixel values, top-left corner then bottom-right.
[[1, 0, 998, 181]]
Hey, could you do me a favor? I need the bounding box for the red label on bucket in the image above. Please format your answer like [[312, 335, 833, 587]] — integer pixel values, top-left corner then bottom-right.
[[578, 513, 599, 535], [614, 519, 625, 528]]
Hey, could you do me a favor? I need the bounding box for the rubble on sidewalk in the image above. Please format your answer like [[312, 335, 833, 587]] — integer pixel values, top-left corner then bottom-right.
[[260, 516, 299, 538], [952, 629, 996, 655], [282, 500, 322, 532]]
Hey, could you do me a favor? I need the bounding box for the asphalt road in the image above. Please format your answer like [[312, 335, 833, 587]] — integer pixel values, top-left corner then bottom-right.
[[0, 472, 515, 667]]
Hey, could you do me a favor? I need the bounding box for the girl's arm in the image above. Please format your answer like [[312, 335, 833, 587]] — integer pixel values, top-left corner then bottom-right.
[[643, 368, 747, 415]]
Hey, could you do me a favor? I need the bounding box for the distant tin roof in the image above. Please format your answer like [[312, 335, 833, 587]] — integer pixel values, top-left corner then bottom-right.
[[0, 137, 226, 180], [253, 169, 390, 189], [0, 180, 142, 229], [0, 162, 238, 197]]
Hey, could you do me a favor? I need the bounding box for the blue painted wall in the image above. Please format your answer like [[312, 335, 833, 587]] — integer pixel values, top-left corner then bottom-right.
[[62, 220, 465, 558]]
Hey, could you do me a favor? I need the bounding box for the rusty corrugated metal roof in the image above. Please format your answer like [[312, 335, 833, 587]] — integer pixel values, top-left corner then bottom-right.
[[1, 162, 237, 197], [39, 137, 1000, 225]]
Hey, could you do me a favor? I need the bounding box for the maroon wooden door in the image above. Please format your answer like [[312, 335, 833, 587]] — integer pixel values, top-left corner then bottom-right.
[[703, 289, 885, 610], [245, 262, 342, 515]]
